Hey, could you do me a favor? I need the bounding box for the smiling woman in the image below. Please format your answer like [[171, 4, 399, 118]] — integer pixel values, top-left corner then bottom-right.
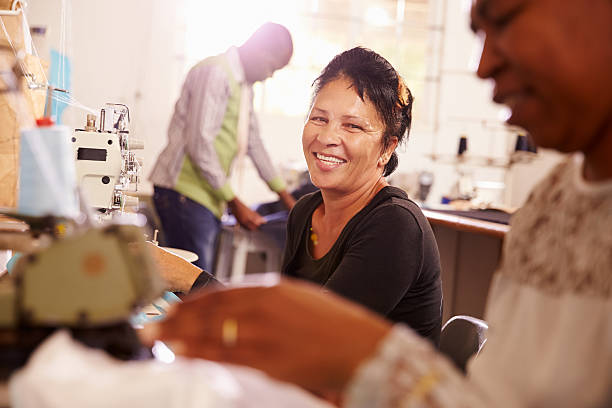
[[282, 47, 443, 345]]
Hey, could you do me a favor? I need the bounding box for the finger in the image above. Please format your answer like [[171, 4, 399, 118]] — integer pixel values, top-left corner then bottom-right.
[[138, 322, 161, 346], [156, 287, 266, 340], [194, 343, 318, 391], [159, 306, 271, 353], [159, 326, 266, 365], [185, 338, 277, 367], [154, 295, 219, 338]]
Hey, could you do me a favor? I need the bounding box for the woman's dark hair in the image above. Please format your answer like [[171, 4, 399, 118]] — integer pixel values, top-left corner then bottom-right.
[[312, 47, 413, 177]]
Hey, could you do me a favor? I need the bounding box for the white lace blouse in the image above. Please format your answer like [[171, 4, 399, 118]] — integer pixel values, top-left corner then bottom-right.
[[344, 155, 612, 407]]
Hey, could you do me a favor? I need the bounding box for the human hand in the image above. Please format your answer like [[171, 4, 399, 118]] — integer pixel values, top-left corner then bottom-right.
[[228, 197, 266, 230], [140, 279, 392, 395], [278, 189, 296, 210], [146, 242, 202, 292]]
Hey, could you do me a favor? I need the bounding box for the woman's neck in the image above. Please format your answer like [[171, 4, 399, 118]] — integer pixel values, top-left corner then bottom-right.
[[318, 178, 388, 227]]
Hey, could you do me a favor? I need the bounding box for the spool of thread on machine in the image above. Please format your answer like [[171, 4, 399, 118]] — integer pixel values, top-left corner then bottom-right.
[[18, 122, 79, 218]]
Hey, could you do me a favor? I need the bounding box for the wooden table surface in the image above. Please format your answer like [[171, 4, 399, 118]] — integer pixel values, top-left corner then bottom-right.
[[423, 209, 510, 239]]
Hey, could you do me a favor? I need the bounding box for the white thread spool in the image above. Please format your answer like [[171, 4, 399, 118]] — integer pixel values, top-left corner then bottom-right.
[[18, 125, 79, 218]]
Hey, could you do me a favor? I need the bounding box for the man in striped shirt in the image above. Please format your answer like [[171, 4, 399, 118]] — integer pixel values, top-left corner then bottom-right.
[[150, 23, 295, 277]]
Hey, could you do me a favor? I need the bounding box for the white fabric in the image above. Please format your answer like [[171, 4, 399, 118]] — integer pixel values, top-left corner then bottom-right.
[[9, 331, 332, 408], [471, 275, 612, 407], [344, 155, 612, 407], [0, 250, 11, 273]]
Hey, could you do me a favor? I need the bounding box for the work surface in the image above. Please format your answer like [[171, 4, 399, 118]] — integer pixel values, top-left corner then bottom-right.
[[423, 209, 509, 322], [423, 209, 510, 239]]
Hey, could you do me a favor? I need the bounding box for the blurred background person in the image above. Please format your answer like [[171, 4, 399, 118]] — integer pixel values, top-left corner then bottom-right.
[[149, 22, 296, 274]]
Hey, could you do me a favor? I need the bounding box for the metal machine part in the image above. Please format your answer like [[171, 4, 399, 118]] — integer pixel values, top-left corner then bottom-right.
[[0, 219, 162, 382], [0, 222, 164, 328], [72, 104, 144, 211]]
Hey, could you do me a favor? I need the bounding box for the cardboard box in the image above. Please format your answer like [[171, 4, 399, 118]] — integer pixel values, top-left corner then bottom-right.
[[0, 6, 47, 208]]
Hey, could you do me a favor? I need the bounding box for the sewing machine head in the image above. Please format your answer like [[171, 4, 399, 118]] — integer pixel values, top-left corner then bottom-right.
[[0, 215, 164, 381], [0, 219, 164, 329], [72, 104, 143, 212]]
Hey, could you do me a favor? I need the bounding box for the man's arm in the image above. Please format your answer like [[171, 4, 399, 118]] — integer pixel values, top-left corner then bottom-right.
[[227, 196, 266, 231], [228, 97, 294, 230]]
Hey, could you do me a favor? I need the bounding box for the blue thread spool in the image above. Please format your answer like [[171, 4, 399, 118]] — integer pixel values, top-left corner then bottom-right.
[[18, 124, 78, 218]]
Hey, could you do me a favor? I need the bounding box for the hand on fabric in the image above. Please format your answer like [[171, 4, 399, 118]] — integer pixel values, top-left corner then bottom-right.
[[140, 279, 392, 396], [278, 189, 296, 211], [146, 242, 202, 292], [228, 197, 266, 230]]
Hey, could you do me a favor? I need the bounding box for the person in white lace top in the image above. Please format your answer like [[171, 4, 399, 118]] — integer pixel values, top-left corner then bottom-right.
[[146, 0, 612, 406]]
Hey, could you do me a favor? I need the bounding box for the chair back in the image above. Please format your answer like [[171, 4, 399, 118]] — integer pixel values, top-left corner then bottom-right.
[[439, 315, 488, 373]]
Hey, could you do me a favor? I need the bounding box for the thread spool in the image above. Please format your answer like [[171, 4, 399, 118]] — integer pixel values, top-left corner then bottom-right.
[[514, 134, 537, 153], [457, 135, 468, 156], [18, 124, 79, 218]]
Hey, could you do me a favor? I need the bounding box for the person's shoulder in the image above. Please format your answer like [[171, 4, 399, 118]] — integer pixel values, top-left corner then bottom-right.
[[372, 187, 426, 223], [349, 200, 424, 250], [339, 188, 431, 249], [188, 57, 229, 81], [522, 156, 575, 206], [348, 188, 427, 242]]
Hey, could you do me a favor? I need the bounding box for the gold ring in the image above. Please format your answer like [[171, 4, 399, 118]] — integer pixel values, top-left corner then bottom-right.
[[221, 318, 238, 347]]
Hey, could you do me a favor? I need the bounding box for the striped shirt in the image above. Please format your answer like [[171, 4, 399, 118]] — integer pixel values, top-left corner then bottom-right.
[[149, 47, 285, 211]]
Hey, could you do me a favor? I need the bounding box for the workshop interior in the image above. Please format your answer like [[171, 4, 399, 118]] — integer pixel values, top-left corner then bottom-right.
[[1, 0, 606, 407]]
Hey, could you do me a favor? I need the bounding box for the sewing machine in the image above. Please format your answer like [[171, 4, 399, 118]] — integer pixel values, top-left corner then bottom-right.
[[72, 104, 143, 212], [0, 214, 165, 380], [0, 219, 163, 327]]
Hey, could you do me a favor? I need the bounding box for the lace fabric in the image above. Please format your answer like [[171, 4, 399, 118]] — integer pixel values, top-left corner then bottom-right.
[[500, 156, 612, 298], [343, 326, 486, 408]]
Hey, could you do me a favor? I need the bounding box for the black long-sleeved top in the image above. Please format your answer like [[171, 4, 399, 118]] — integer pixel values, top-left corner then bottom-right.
[[282, 186, 442, 345]]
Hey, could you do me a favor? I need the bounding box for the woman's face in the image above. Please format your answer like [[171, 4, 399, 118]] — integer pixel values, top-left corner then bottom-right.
[[302, 76, 394, 195]]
